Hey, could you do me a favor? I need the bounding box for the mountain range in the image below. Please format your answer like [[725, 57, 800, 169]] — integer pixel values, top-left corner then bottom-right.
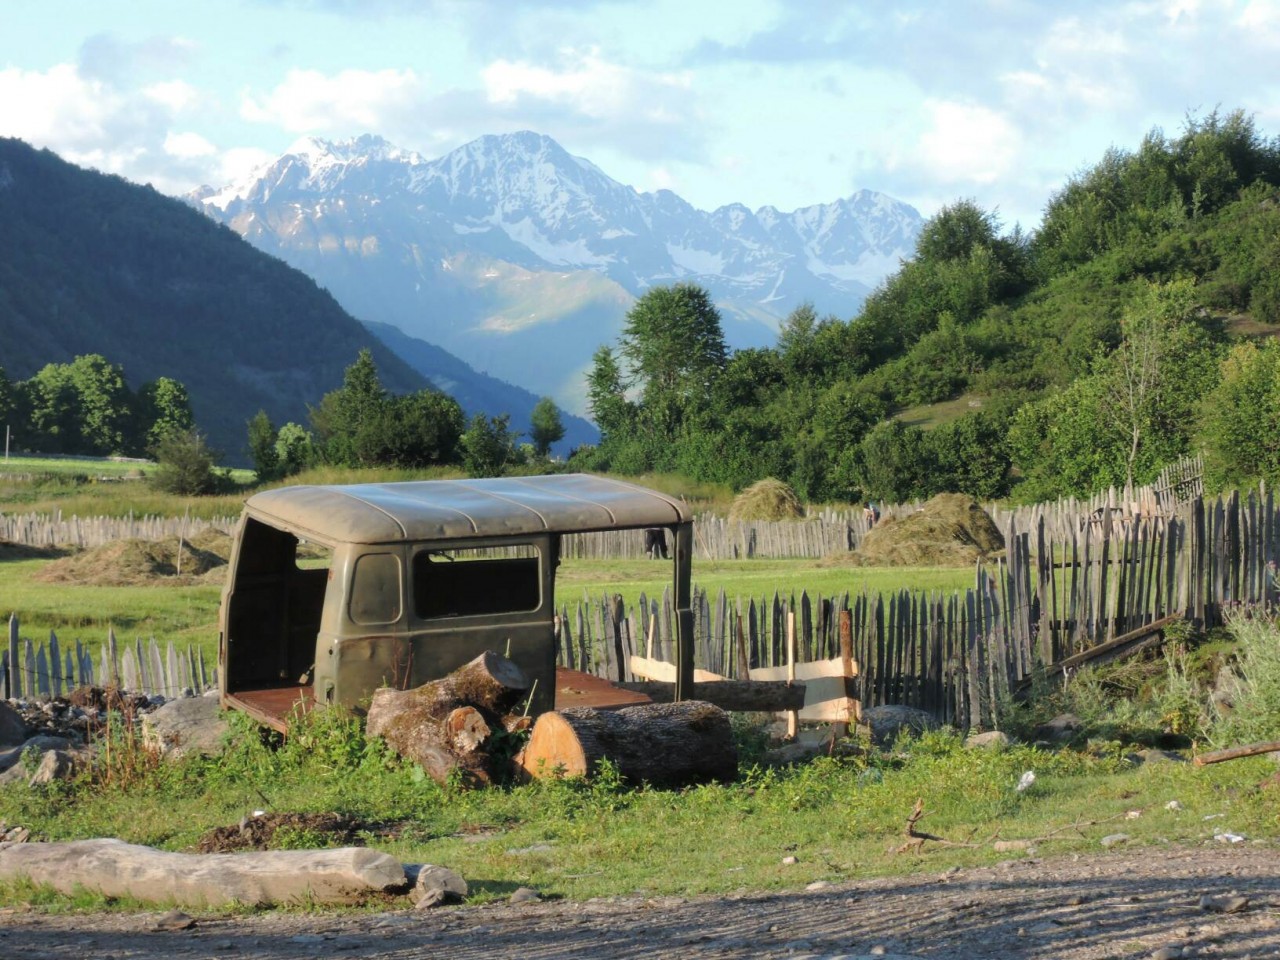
[[191, 132, 923, 413]]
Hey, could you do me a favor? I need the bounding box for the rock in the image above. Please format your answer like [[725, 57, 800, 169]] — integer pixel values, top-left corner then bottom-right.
[[141, 695, 230, 759], [0, 701, 26, 746], [965, 730, 1011, 750], [1151, 946, 1183, 959], [805, 880, 831, 891], [992, 840, 1033, 853], [1035, 713, 1083, 743], [1100, 834, 1130, 848], [1131, 748, 1187, 765], [782, 855, 798, 865], [859, 705, 939, 748], [510, 886, 542, 903], [0, 838, 406, 907], [1199, 894, 1249, 913], [408, 864, 467, 907], [765, 740, 830, 766], [0, 735, 75, 773], [27, 749, 80, 785], [151, 909, 196, 931]]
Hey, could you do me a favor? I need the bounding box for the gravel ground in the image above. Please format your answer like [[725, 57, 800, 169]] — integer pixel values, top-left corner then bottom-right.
[[4, 844, 1280, 960]]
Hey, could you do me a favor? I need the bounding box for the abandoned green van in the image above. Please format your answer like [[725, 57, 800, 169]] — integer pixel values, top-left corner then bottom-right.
[[218, 474, 695, 731]]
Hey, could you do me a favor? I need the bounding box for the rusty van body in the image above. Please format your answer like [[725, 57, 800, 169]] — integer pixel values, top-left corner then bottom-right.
[[218, 474, 695, 731]]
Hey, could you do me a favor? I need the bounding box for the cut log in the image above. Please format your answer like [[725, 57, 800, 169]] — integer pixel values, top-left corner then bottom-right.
[[616, 679, 805, 712], [517, 700, 737, 787], [365, 651, 528, 785], [0, 839, 405, 908]]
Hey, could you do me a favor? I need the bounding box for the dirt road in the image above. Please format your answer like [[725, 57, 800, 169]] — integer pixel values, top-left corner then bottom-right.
[[4, 844, 1279, 959]]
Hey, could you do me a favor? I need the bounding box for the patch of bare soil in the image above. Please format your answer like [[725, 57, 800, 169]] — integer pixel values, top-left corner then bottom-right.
[[32, 535, 227, 586], [197, 812, 362, 853], [3, 844, 1279, 959], [831, 493, 1005, 568]]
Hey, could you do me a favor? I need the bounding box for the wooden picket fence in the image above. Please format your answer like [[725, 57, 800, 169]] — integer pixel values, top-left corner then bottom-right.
[[0, 615, 215, 701], [556, 483, 1275, 730]]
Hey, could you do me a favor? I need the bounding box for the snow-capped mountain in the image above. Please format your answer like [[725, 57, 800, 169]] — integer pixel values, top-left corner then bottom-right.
[[191, 132, 922, 413]]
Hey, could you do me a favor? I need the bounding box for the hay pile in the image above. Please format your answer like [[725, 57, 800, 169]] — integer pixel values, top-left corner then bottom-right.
[[34, 530, 231, 586], [848, 493, 1004, 567], [728, 478, 804, 522]]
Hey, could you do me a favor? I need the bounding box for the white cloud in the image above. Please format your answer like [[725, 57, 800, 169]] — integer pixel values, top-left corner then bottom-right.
[[914, 100, 1022, 185], [240, 68, 424, 133], [144, 79, 199, 112], [482, 47, 692, 122], [164, 130, 217, 158], [0, 64, 122, 147]]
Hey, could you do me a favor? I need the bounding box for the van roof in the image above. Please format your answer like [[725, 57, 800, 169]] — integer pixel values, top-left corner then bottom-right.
[[242, 473, 693, 544]]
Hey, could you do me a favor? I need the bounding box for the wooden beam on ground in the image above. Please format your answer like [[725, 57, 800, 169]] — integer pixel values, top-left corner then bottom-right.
[[1194, 741, 1280, 766], [615, 679, 806, 712], [1014, 614, 1182, 694]]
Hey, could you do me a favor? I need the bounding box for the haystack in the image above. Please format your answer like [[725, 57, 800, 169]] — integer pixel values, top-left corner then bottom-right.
[[728, 478, 804, 522], [852, 493, 1003, 567], [34, 536, 228, 586]]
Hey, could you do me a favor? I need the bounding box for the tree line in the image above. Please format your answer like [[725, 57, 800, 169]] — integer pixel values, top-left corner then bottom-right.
[[245, 348, 567, 482], [0, 354, 193, 458]]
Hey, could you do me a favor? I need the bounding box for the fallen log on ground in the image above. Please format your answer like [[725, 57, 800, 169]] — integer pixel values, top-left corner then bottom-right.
[[516, 700, 737, 787], [0, 838, 405, 907], [1194, 740, 1280, 765], [365, 651, 529, 785], [615, 679, 806, 712]]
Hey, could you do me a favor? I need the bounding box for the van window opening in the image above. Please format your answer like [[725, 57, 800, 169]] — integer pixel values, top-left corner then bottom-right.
[[413, 544, 540, 618]]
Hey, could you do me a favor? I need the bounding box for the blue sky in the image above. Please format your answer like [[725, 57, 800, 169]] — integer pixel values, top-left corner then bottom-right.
[[3, 0, 1278, 229]]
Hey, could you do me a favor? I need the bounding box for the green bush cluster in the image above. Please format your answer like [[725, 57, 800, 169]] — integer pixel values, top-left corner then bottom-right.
[[577, 110, 1280, 504]]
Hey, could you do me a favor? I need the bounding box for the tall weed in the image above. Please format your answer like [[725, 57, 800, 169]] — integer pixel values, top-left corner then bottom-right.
[[1211, 614, 1280, 746]]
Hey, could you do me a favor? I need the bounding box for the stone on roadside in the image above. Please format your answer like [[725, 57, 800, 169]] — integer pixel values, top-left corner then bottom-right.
[[0, 838, 407, 907], [965, 730, 1011, 751], [859, 705, 939, 748], [141, 695, 230, 759], [407, 864, 467, 908], [510, 886, 542, 903], [151, 909, 196, 931], [1100, 833, 1130, 848], [1199, 894, 1249, 914]]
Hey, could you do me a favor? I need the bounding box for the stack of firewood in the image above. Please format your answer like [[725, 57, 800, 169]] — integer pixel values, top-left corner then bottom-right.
[[365, 651, 737, 788]]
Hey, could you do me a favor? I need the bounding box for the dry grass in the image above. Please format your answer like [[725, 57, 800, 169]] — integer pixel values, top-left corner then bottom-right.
[[843, 493, 1005, 567], [728, 478, 804, 522]]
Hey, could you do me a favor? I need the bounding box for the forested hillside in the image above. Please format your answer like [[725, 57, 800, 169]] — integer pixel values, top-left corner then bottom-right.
[[579, 110, 1280, 503], [0, 138, 426, 458]]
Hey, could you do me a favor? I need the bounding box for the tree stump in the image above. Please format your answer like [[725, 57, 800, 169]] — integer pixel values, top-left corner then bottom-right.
[[365, 651, 529, 785], [516, 700, 737, 787]]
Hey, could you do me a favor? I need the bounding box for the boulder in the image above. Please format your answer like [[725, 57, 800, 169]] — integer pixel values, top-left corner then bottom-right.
[[0, 702, 26, 746], [407, 863, 468, 908], [141, 694, 230, 759], [1035, 713, 1083, 743], [0, 839, 407, 907], [0, 735, 75, 773], [860, 705, 939, 748], [27, 749, 80, 786], [965, 730, 1011, 751]]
